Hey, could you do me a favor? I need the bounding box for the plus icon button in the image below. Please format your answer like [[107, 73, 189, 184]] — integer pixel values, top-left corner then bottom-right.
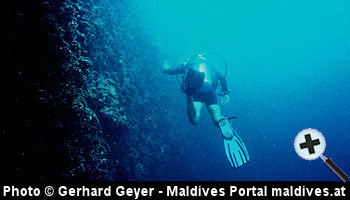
[[294, 128, 326, 160], [300, 134, 320, 154]]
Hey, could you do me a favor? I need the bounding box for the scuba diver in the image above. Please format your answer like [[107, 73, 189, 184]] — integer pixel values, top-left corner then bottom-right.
[[163, 54, 250, 168]]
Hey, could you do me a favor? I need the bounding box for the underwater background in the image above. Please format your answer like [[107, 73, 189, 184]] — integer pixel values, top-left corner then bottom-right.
[[1, 0, 350, 181]]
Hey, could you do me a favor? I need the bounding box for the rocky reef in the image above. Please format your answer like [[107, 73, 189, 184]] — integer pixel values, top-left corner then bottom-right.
[[1, 0, 181, 180]]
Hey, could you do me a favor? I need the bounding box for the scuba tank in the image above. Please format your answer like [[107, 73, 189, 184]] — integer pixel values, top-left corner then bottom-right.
[[181, 68, 205, 95], [176, 53, 228, 95]]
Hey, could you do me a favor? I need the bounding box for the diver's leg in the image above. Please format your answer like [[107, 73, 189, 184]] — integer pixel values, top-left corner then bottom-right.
[[187, 96, 203, 125], [207, 104, 225, 127], [203, 84, 224, 126]]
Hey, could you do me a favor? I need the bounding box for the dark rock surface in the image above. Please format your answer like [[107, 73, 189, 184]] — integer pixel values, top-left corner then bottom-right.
[[1, 0, 180, 180]]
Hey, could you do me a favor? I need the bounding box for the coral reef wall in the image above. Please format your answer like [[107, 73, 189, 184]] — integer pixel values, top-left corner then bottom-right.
[[1, 0, 179, 180]]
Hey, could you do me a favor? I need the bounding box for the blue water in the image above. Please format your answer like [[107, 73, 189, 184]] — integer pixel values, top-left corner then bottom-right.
[[134, 0, 350, 181]]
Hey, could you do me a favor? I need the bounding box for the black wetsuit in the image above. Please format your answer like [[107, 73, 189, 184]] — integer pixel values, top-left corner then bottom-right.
[[165, 58, 229, 106]]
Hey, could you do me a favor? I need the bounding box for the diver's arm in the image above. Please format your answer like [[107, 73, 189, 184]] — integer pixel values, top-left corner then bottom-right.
[[217, 72, 230, 104], [163, 63, 186, 75], [217, 72, 230, 95]]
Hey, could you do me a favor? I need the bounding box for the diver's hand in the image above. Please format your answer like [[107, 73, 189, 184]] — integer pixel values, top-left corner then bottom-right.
[[163, 60, 171, 73], [221, 95, 230, 104]]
